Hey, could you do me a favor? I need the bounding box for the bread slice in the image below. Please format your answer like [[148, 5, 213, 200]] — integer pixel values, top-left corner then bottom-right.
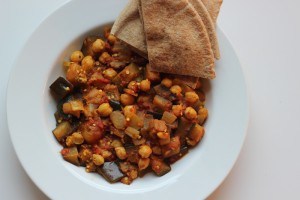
[[140, 0, 215, 79], [110, 0, 148, 58], [189, 0, 220, 59], [201, 0, 223, 25]]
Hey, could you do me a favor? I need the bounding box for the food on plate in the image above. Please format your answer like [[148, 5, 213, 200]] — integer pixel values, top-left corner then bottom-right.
[[50, 0, 224, 185], [50, 27, 208, 184]]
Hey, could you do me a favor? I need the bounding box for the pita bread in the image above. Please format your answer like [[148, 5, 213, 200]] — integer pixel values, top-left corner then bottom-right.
[[189, 0, 220, 59], [140, 0, 215, 79], [201, 0, 223, 24], [110, 0, 148, 58]]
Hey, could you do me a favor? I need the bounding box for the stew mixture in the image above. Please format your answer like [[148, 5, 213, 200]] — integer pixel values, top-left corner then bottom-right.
[[50, 27, 208, 184]]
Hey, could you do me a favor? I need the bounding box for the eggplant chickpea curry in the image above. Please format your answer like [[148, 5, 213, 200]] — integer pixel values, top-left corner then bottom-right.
[[50, 27, 208, 185], [49, 0, 223, 186]]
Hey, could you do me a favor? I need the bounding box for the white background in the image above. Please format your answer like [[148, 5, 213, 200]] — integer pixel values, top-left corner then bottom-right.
[[1, 0, 300, 199]]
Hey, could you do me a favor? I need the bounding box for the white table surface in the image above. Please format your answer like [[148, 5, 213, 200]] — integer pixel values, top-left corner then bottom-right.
[[1, 0, 300, 199]]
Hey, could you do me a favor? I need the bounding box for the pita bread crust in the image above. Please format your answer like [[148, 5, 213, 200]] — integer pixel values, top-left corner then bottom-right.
[[111, 0, 148, 58], [140, 0, 215, 79], [201, 0, 223, 24], [190, 0, 220, 59]]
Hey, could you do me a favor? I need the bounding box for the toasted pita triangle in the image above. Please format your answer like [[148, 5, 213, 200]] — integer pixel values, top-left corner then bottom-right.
[[110, 0, 148, 58], [140, 0, 215, 79], [189, 0, 220, 59], [201, 0, 223, 24]]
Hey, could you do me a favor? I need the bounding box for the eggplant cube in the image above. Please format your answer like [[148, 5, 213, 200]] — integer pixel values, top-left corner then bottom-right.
[[97, 162, 124, 183], [50, 77, 74, 99]]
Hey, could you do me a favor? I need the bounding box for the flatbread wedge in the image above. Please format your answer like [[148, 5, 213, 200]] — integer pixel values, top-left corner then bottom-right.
[[189, 0, 220, 59], [140, 0, 215, 79], [201, 0, 223, 25], [110, 0, 148, 58]]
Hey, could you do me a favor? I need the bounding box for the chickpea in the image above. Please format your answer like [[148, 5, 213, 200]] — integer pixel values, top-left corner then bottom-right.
[[172, 104, 183, 117], [198, 107, 208, 125], [103, 68, 117, 79], [72, 132, 84, 145], [101, 150, 112, 159], [140, 79, 151, 92], [65, 136, 74, 147], [111, 139, 123, 148], [70, 50, 84, 62], [138, 158, 150, 170], [99, 52, 111, 64], [157, 131, 170, 140], [138, 145, 152, 158], [86, 161, 96, 172], [92, 39, 105, 53], [81, 56, 95, 71], [121, 177, 132, 185], [123, 105, 136, 118], [170, 85, 182, 95], [128, 81, 137, 89], [115, 147, 127, 160], [185, 92, 199, 104], [97, 103, 113, 117], [107, 34, 117, 44], [80, 149, 92, 162], [128, 81, 139, 92], [161, 78, 172, 88], [92, 154, 104, 166], [120, 93, 135, 105], [129, 169, 138, 180], [184, 107, 197, 120]]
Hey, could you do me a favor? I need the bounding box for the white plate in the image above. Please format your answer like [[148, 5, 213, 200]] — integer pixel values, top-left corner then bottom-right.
[[6, 0, 249, 199]]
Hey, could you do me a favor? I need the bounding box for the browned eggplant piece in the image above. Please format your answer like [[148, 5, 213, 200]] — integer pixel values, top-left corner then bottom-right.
[[153, 95, 172, 111], [146, 111, 163, 119], [104, 84, 120, 101], [61, 146, 80, 166], [81, 35, 102, 58], [97, 162, 125, 183], [55, 93, 83, 123], [167, 145, 189, 164], [110, 126, 125, 138], [50, 77, 74, 100], [191, 100, 202, 112], [52, 121, 73, 142], [196, 89, 206, 102], [153, 85, 176, 101], [125, 146, 139, 163], [138, 167, 151, 178], [161, 111, 177, 124], [145, 64, 160, 82], [167, 120, 178, 130], [175, 117, 194, 144], [125, 127, 140, 139], [186, 124, 205, 146], [161, 136, 181, 158], [109, 99, 122, 111], [112, 63, 140, 89], [128, 114, 144, 129], [151, 156, 171, 176]]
